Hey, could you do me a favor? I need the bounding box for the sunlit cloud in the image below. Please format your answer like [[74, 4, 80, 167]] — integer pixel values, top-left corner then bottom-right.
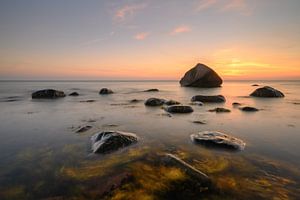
[[170, 25, 191, 35], [134, 32, 150, 40], [196, 0, 217, 11], [114, 3, 147, 21]]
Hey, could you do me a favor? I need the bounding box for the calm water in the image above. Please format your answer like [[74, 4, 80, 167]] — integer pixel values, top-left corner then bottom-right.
[[0, 80, 299, 199]]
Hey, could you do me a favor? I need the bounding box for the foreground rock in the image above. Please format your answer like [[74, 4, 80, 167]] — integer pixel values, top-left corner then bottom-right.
[[180, 63, 223, 87], [144, 89, 159, 92], [240, 106, 259, 112], [162, 154, 211, 186], [209, 107, 231, 113], [99, 88, 113, 95], [165, 105, 194, 113], [69, 92, 79, 96], [91, 131, 138, 154], [191, 95, 225, 103], [144, 98, 165, 106], [32, 89, 65, 99], [250, 86, 284, 98], [191, 131, 246, 151]]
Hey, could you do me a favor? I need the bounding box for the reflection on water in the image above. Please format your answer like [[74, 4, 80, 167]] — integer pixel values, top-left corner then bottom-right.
[[0, 80, 299, 199]]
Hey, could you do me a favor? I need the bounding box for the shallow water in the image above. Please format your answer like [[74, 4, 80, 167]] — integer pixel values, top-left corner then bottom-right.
[[0, 80, 299, 199]]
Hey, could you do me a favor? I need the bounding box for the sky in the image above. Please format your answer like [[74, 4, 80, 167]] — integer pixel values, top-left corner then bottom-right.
[[0, 0, 299, 80]]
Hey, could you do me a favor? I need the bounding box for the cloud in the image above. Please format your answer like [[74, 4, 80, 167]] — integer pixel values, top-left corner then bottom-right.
[[170, 25, 191, 35], [114, 3, 147, 21], [196, 0, 217, 11], [134, 32, 150, 40]]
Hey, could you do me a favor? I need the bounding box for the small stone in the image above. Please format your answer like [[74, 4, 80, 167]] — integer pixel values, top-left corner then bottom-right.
[[69, 92, 79, 96], [165, 105, 194, 113], [32, 89, 65, 99], [240, 106, 259, 112], [232, 102, 241, 106], [209, 107, 231, 113], [99, 88, 113, 95], [191, 95, 225, 103], [145, 98, 165, 106], [144, 89, 159, 92], [250, 86, 284, 98], [165, 100, 181, 106]]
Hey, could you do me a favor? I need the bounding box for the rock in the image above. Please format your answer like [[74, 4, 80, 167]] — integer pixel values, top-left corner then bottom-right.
[[144, 98, 165, 106], [191, 95, 225, 103], [69, 92, 79, 96], [165, 100, 181, 106], [192, 120, 206, 124], [180, 63, 223, 87], [250, 86, 284, 98], [189, 101, 204, 106], [191, 131, 246, 151], [99, 88, 113, 95], [165, 105, 194, 113], [91, 131, 138, 154], [130, 99, 142, 103], [32, 89, 66, 99], [76, 125, 92, 133], [162, 154, 211, 185], [232, 102, 241, 106], [80, 100, 95, 103], [209, 107, 231, 113], [240, 106, 259, 112], [252, 84, 259, 86], [144, 89, 159, 92]]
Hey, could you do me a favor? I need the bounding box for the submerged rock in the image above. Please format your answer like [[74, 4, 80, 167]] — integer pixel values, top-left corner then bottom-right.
[[99, 88, 113, 95], [144, 88, 159, 92], [191, 95, 225, 103], [180, 63, 223, 88], [165, 100, 181, 106], [192, 120, 206, 124], [69, 92, 79, 96], [209, 107, 231, 113], [240, 106, 259, 112], [130, 99, 143, 103], [250, 86, 284, 98], [91, 131, 138, 154], [162, 154, 211, 185], [191, 131, 246, 151], [165, 105, 194, 113], [190, 101, 204, 106], [80, 100, 95, 103], [76, 125, 92, 133], [145, 98, 165, 106], [252, 84, 259, 86], [32, 89, 66, 99]]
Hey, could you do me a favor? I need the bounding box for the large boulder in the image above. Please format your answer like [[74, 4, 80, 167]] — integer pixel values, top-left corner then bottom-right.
[[191, 95, 225, 103], [165, 105, 194, 113], [250, 86, 284, 98], [144, 98, 165, 106], [32, 89, 65, 99], [180, 63, 223, 87], [91, 131, 137, 154], [191, 131, 246, 151]]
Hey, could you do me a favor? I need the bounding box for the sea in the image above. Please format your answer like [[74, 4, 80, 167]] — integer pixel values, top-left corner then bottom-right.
[[0, 80, 299, 199]]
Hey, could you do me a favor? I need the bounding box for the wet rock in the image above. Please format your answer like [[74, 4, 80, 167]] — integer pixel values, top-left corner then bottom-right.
[[191, 131, 246, 151], [191, 95, 225, 103], [76, 125, 92, 133], [209, 107, 231, 113], [162, 154, 211, 186], [69, 92, 79, 96], [32, 89, 66, 99], [91, 131, 138, 154], [180, 63, 223, 88], [144, 88, 159, 92], [144, 98, 165, 106], [252, 84, 259, 86], [165, 105, 194, 113], [99, 88, 113, 95], [232, 102, 242, 106], [165, 100, 181, 106], [240, 106, 259, 112], [250, 86, 284, 98]]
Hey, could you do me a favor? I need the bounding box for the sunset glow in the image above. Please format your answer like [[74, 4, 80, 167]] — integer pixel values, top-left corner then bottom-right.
[[0, 0, 299, 80]]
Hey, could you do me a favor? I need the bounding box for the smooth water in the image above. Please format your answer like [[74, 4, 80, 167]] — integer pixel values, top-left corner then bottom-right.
[[0, 80, 299, 199]]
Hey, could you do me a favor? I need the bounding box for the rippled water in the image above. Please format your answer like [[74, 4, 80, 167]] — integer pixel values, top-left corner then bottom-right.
[[0, 80, 299, 199]]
